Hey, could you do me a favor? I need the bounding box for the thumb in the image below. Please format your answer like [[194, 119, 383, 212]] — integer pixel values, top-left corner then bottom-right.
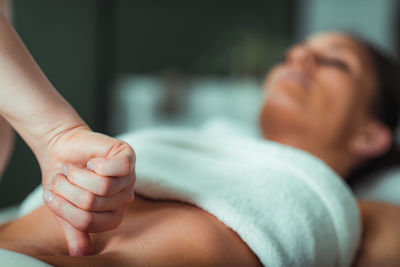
[[56, 216, 93, 256]]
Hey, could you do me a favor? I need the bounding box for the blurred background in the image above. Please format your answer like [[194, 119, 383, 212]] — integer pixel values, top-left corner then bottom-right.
[[0, 0, 398, 208]]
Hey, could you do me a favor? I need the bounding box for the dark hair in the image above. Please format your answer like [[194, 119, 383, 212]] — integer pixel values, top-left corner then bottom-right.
[[346, 35, 400, 187]]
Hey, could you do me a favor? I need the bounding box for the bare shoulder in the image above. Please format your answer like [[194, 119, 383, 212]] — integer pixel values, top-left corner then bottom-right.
[[142, 202, 261, 266], [355, 201, 400, 266], [109, 197, 262, 266], [0, 197, 262, 267]]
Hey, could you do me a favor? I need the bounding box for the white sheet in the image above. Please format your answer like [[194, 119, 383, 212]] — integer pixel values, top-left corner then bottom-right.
[[0, 249, 51, 267], [353, 167, 400, 205]]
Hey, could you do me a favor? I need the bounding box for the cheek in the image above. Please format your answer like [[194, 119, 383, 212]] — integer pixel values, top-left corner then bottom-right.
[[311, 71, 359, 132]]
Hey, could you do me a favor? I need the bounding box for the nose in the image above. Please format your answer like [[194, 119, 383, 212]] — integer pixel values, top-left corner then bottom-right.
[[286, 44, 316, 74]]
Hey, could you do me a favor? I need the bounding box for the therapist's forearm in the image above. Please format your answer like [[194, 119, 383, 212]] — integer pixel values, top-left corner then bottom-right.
[[0, 13, 87, 160], [0, 0, 11, 21]]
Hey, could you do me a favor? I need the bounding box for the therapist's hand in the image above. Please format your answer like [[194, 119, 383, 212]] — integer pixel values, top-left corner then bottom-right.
[[40, 126, 136, 256], [0, 9, 135, 256]]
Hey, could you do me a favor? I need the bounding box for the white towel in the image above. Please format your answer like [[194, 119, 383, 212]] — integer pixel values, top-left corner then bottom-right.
[[203, 116, 400, 206], [17, 125, 361, 267], [119, 127, 361, 267]]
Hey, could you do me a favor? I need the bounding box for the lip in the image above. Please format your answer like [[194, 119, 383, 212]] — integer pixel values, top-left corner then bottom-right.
[[277, 69, 311, 92]]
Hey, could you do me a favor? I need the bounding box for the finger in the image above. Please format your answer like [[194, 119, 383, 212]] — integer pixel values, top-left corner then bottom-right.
[[55, 216, 92, 256], [43, 189, 124, 233], [64, 164, 134, 196], [53, 173, 135, 212], [87, 156, 134, 177], [43, 163, 65, 190]]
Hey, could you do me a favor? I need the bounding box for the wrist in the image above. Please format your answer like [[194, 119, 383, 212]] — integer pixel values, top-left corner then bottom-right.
[[19, 100, 89, 165], [36, 119, 90, 165]]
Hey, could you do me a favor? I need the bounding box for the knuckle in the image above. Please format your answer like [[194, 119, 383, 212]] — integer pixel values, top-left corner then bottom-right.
[[52, 175, 67, 194], [79, 212, 94, 232], [66, 164, 75, 178], [122, 142, 135, 169], [116, 154, 131, 175], [123, 141, 135, 156], [81, 192, 96, 210], [51, 176, 61, 191], [122, 159, 131, 174], [99, 179, 112, 196], [66, 170, 79, 185]]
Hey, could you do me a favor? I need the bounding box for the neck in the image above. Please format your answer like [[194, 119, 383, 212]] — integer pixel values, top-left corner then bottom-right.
[[264, 133, 356, 179]]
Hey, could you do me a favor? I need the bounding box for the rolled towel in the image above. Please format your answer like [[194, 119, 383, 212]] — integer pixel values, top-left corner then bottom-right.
[[119, 127, 361, 267]]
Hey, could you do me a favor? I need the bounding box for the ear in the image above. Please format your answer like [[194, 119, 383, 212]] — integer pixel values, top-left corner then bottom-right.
[[348, 121, 393, 159]]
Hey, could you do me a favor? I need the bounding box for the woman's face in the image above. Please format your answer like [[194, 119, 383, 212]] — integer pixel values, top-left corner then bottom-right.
[[259, 32, 377, 147]]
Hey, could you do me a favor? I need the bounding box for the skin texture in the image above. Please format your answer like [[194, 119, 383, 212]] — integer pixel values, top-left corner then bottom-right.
[[0, 0, 11, 21], [0, 6, 258, 264], [355, 201, 400, 267], [260, 33, 391, 178], [0, 26, 398, 265], [0, 116, 13, 178], [259, 32, 400, 265], [0, 197, 261, 267], [0, 11, 136, 256], [42, 127, 136, 256]]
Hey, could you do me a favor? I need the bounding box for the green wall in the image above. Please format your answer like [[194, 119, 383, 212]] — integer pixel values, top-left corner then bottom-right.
[[0, 0, 294, 208], [0, 0, 98, 208]]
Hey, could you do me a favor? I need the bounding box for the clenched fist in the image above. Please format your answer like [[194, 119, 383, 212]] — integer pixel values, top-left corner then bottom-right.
[[40, 126, 136, 256]]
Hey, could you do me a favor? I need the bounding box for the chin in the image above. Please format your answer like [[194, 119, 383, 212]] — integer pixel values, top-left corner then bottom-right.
[[264, 81, 309, 107], [263, 91, 306, 115], [258, 96, 311, 138]]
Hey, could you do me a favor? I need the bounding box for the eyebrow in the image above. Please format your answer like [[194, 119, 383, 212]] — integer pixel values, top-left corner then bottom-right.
[[305, 39, 365, 71], [324, 42, 364, 67]]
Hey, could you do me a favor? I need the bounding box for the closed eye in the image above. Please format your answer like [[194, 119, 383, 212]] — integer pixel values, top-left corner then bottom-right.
[[316, 56, 351, 72], [277, 49, 352, 73]]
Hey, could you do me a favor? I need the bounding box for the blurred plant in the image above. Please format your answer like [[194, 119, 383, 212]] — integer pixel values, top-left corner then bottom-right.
[[191, 26, 288, 79]]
